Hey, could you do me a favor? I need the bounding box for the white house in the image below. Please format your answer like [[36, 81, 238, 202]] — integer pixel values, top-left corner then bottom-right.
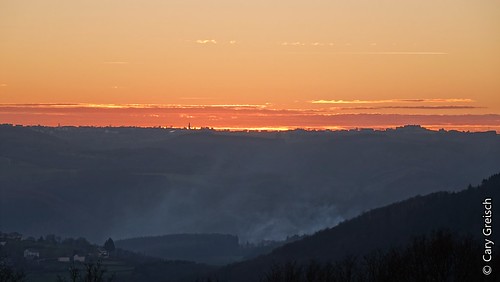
[[23, 249, 40, 259], [58, 257, 70, 262], [73, 254, 85, 262]]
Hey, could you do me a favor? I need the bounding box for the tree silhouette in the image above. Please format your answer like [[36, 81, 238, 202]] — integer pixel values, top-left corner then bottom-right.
[[103, 238, 115, 253], [56, 260, 114, 282], [258, 231, 497, 282]]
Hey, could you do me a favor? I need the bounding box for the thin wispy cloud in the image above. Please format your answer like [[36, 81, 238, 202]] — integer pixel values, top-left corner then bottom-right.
[[286, 51, 448, 55], [281, 42, 333, 46], [196, 39, 217, 44], [189, 39, 238, 45], [281, 42, 307, 46], [103, 61, 129, 64], [400, 99, 474, 103], [0, 103, 270, 110], [279, 41, 448, 55], [311, 99, 474, 104], [341, 105, 484, 110], [339, 52, 448, 55], [0, 84, 7, 87], [312, 99, 396, 104]]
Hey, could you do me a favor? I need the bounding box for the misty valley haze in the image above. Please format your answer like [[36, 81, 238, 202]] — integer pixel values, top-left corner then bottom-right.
[[0, 124, 499, 243]]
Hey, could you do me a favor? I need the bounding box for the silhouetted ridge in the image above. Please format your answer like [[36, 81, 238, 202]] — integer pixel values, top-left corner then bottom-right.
[[216, 172, 500, 281], [274, 172, 500, 260]]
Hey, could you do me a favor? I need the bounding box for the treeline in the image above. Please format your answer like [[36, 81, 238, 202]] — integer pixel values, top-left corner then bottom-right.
[[258, 231, 497, 282], [0, 234, 94, 263]]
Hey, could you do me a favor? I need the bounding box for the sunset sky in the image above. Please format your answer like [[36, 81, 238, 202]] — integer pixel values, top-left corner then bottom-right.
[[1, 0, 499, 130]]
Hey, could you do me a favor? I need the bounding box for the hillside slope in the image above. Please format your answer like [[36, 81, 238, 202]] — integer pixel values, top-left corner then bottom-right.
[[219, 173, 500, 281]]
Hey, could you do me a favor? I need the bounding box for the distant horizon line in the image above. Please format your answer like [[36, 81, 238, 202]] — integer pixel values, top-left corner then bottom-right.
[[1, 103, 498, 133], [2, 123, 498, 134]]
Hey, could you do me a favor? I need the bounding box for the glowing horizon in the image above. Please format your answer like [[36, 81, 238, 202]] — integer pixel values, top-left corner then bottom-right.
[[1, 103, 499, 133]]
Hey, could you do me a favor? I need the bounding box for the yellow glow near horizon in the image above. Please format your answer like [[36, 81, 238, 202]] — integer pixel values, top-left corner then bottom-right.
[[0, 0, 499, 128]]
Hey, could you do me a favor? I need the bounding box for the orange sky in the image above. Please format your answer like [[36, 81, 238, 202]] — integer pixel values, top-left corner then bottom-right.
[[1, 0, 499, 130]]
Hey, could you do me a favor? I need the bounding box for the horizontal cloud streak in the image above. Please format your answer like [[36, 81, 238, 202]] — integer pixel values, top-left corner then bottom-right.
[[311, 99, 475, 104], [0, 103, 268, 109], [401, 99, 475, 103], [342, 105, 484, 110], [339, 52, 448, 55]]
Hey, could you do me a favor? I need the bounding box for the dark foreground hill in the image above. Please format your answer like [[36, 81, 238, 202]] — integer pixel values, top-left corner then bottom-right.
[[214, 173, 500, 281]]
